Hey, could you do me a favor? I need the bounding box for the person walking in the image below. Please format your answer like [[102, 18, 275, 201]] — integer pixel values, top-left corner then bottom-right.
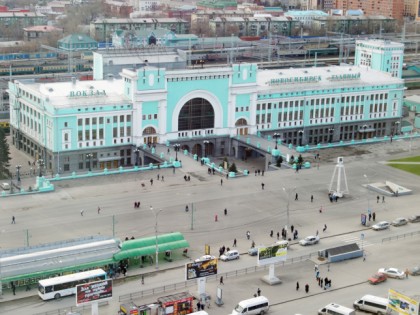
[[257, 288, 261, 296], [246, 231, 251, 240], [80, 210, 84, 216], [261, 183, 265, 190], [233, 238, 237, 247], [141, 275, 144, 284], [197, 301, 201, 311], [277, 231, 280, 240], [220, 276, 224, 285], [305, 284, 309, 293], [224, 208, 227, 215], [377, 195, 380, 203], [11, 216, 15, 224], [372, 212, 376, 221], [296, 281, 300, 291], [382, 196, 385, 203], [291, 225, 294, 233], [311, 195, 314, 202], [295, 193, 298, 201], [270, 230, 274, 237], [12, 283, 16, 295], [221, 179, 223, 186], [368, 213, 372, 221], [97, 206, 101, 214], [150, 178, 153, 186], [323, 224, 327, 232], [320, 278, 324, 288], [405, 269, 409, 278]]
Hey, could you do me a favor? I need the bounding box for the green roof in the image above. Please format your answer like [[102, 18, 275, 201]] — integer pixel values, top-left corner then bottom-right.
[[58, 33, 97, 45], [120, 232, 185, 251], [114, 240, 189, 260]]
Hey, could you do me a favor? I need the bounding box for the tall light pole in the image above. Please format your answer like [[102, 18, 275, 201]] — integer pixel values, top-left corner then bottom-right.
[[298, 130, 304, 146], [273, 133, 280, 149], [203, 140, 209, 157], [37, 159, 44, 177], [150, 206, 163, 270], [86, 153, 93, 172], [16, 165, 21, 184], [363, 174, 370, 222], [134, 147, 140, 166], [173, 144, 180, 161], [282, 187, 295, 236], [328, 128, 334, 143]]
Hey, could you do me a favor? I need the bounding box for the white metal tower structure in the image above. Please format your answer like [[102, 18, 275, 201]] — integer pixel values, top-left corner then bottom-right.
[[329, 157, 349, 198]]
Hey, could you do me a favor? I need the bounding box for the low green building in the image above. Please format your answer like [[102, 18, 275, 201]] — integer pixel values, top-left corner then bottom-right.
[[58, 33, 98, 51]]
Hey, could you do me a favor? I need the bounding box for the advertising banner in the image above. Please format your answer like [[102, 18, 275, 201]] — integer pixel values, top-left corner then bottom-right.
[[257, 243, 287, 266], [185, 258, 218, 280], [388, 289, 419, 315], [76, 279, 113, 306]]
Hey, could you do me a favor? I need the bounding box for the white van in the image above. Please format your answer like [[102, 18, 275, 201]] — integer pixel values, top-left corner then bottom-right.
[[354, 295, 388, 315], [231, 296, 270, 315], [318, 303, 355, 315], [189, 312, 209, 315]]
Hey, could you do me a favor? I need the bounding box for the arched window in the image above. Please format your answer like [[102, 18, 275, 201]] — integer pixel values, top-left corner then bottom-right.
[[143, 127, 156, 135], [178, 98, 214, 131], [235, 118, 247, 126]]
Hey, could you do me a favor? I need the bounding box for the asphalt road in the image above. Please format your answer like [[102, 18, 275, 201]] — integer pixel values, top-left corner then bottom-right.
[[0, 137, 420, 315]]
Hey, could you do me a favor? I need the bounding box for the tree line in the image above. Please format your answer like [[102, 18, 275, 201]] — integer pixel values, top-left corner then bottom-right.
[[0, 128, 11, 179]]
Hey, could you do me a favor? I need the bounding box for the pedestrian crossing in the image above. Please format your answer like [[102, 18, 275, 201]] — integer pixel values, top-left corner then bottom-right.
[[338, 235, 376, 248]]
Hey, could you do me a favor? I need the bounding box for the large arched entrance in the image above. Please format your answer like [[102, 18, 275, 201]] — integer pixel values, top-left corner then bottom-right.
[[192, 143, 203, 156], [143, 126, 158, 144], [236, 118, 249, 135], [178, 98, 215, 131]]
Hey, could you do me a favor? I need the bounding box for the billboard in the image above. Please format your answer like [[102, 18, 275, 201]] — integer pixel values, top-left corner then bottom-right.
[[76, 279, 113, 306], [388, 289, 419, 315], [257, 243, 288, 266], [185, 258, 218, 280]]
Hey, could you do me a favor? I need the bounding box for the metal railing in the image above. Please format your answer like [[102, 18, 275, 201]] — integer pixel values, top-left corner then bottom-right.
[[381, 230, 420, 243], [119, 251, 318, 302]]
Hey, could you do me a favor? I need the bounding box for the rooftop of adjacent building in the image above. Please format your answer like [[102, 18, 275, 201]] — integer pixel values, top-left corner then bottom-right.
[[23, 25, 63, 32], [93, 17, 188, 24], [285, 10, 329, 16], [355, 39, 404, 49]]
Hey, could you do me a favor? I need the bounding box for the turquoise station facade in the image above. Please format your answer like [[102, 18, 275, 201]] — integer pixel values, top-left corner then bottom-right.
[[8, 39, 405, 173]]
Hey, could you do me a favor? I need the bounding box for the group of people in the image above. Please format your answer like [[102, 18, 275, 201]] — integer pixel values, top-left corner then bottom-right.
[[183, 175, 191, 181], [134, 201, 141, 208], [218, 245, 230, 257], [254, 169, 264, 176]]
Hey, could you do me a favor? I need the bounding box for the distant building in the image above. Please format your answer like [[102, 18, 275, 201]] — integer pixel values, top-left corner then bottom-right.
[[334, 0, 404, 20], [58, 33, 98, 51], [0, 11, 47, 30], [311, 15, 396, 35], [112, 28, 198, 48], [90, 18, 189, 42], [104, 0, 134, 18], [209, 16, 299, 37], [23, 25, 63, 42], [404, 0, 417, 18], [284, 10, 329, 27], [197, 0, 237, 10]]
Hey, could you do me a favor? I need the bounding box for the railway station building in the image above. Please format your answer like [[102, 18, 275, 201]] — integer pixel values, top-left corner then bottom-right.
[[7, 39, 405, 173]]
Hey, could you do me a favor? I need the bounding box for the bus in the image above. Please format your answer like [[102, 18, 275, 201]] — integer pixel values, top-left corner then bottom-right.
[[38, 269, 107, 300]]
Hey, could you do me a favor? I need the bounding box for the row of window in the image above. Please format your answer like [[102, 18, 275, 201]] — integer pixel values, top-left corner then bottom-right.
[[167, 74, 230, 82], [77, 115, 132, 126]]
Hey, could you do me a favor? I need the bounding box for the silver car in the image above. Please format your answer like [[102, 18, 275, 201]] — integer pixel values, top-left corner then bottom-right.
[[372, 221, 390, 231], [299, 235, 320, 246], [391, 217, 408, 227]]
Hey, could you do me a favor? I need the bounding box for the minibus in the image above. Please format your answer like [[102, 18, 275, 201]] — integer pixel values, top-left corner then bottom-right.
[[318, 303, 355, 315], [354, 295, 388, 315], [231, 296, 270, 315]]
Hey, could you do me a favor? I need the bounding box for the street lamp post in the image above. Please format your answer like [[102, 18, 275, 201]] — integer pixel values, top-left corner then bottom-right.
[[363, 174, 370, 223], [86, 153, 93, 172], [150, 206, 163, 270], [16, 165, 21, 184], [298, 130, 304, 146], [134, 147, 140, 166], [173, 144, 180, 161], [273, 133, 280, 149], [203, 140, 209, 157], [37, 159, 44, 177], [282, 187, 295, 237], [328, 128, 334, 143], [363, 125, 368, 140]]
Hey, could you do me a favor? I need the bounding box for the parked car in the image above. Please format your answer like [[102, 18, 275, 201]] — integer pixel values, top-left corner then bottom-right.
[[368, 273, 387, 284], [372, 221, 390, 231], [409, 266, 420, 276], [408, 215, 420, 223], [0, 182, 10, 190], [391, 217, 408, 227], [194, 255, 216, 263], [220, 250, 240, 261], [378, 268, 405, 279], [248, 247, 258, 256], [299, 235, 320, 246]]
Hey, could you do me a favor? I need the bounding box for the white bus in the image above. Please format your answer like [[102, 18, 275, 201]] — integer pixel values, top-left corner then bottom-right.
[[354, 295, 388, 315], [318, 303, 356, 315], [38, 269, 107, 300], [231, 296, 270, 315]]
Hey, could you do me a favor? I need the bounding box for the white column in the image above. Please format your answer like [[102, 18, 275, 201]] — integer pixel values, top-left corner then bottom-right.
[[158, 99, 167, 140]]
